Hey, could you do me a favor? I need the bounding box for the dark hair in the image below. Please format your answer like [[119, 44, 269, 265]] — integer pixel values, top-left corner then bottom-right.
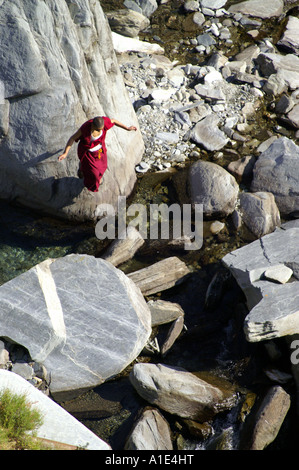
[[93, 116, 104, 130]]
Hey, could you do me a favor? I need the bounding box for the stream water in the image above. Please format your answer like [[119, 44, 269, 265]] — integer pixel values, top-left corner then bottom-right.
[[1, 0, 299, 451]]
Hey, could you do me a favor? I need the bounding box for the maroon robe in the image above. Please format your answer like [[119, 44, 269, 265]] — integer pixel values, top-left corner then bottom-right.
[[76, 117, 115, 192]]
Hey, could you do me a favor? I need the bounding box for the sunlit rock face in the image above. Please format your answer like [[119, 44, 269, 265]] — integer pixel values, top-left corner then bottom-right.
[[0, 0, 144, 221]]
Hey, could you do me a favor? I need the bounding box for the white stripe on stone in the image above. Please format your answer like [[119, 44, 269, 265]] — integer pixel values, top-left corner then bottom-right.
[[35, 259, 66, 362]]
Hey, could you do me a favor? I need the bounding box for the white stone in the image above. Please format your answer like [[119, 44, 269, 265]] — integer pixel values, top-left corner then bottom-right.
[[112, 32, 164, 54], [264, 264, 293, 284]]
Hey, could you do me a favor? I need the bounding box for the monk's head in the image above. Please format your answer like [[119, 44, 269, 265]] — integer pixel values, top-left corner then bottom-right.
[[92, 116, 104, 131]]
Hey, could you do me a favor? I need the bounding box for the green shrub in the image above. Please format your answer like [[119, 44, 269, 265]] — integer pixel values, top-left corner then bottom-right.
[[0, 388, 46, 450]]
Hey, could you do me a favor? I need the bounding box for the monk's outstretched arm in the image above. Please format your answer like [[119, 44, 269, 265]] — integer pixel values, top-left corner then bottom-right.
[[111, 119, 137, 132], [58, 128, 82, 161]]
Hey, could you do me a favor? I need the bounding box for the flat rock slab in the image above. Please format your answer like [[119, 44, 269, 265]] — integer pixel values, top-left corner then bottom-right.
[[228, 0, 283, 19], [0, 370, 111, 450], [0, 254, 152, 400], [222, 222, 299, 342]]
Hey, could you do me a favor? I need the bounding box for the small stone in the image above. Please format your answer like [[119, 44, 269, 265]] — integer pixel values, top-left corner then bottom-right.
[[264, 264, 293, 284]]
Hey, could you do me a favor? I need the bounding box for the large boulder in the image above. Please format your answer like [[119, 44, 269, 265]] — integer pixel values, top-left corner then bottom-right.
[[129, 363, 236, 421], [0, 0, 144, 221], [0, 254, 152, 400], [251, 137, 299, 217], [188, 160, 239, 218]]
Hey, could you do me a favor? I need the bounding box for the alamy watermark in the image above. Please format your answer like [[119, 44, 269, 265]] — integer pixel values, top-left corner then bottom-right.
[[95, 196, 203, 251], [290, 340, 299, 365]]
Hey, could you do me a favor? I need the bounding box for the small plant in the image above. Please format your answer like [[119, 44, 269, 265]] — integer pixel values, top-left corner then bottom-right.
[[0, 388, 47, 450]]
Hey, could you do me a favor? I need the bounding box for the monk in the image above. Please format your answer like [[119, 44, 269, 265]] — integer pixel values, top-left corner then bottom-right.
[[58, 116, 137, 192]]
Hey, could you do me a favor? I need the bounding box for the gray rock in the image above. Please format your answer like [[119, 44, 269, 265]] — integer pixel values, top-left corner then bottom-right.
[[189, 115, 228, 151], [125, 408, 173, 450], [189, 160, 239, 217], [256, 52, 299, 77], [244, 280, 299, 341], [0, 0, 144, 221], [263, 73, 288, 96], [101, 226, 145, 266], [155, 132, 180, 144], [184, 1, 200, 12], [147, 299, 185, 327], [240, 385, 291, 450], [239, 191, 281, 238], [194, 83, 226, 102], [11, 363, 34, 381], [222, 223, 299, 342], [159, 315, 185, 356], [0, 370, 110, 450], [0, 254, 152, 400], [228, 0, 283, 19], [106, 9, 150, 38], [286, 103, 299, 129], [128, 257, 190, 296], [196, 33, 217, 47], [0, 341, 9, 368], [227, 155, 256, 183], [251, 137, 299, 216], [277, 16, 299, 56], [264, 264, 293, 284], [129, 363, 227, 421], [124, 0, 158, 18]]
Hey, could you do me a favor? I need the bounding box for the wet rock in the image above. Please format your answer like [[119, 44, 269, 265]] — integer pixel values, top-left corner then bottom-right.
[[125, 408, 173, 450], [239, 191, 281, 239], [240, 385, 291, 450], [0, 254, 152, 400], [251, 137, 299, 217], [129, 363, 229, 421], [189, 160, 239, 217]]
